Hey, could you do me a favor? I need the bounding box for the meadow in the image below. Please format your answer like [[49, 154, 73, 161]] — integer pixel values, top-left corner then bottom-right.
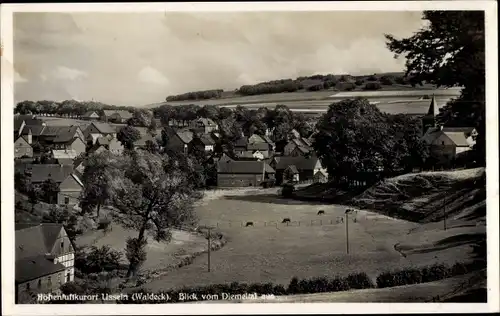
[[141, 186, 482, 292]]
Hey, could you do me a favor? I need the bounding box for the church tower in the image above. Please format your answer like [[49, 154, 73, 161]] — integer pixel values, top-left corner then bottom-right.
[[422, 95, 439, 135]]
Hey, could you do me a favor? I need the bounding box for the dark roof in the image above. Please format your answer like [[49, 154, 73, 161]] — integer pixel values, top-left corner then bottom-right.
[[234, 137, 248, 148], [286, 165, 299, 174], [247, 142, 269, 151], [218, 160, 275, 174], [197, 134, 216, 146], [90, 122, 116, 134], [96, 136, 110, 146], [275, 156, 319, 171], [15, 164, 74, 183], [134, 133, 155, 147], [21, 125, 46, 136], [52, 126, 80, 143], [442, 127, 476, 134], [176, 130, 194, 144], [83, 111, 98, 117], [15, 223, 64, 261], [16, 255, 66, 283]]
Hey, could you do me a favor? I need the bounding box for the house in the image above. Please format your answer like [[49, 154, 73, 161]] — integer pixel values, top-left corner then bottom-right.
[[217, 158, 276, 188], [15, 223, 75, 303], [83, 122, 117, 144], [50, 126, 86, 156], [190, 134, 216, 152], [20, 124, 47, 148], [168, 129, 194, 154], [283, 138, 313, 156], [273, 155, 327, 185], [283, 165, 300, 183], [422, 126, 477, 163], [51, 149, 79, 165], [101, 110, 133, 124], [14, 136, 33, 158], [234, 150, 270, 161], [108, 138, 124, 155], [15, 115, 44, 138], [190, 118, 218, 134], [134, 133, 155, 150], [81, 111, 100, 121], [313, 170, 328, 183], [15, 164, 83, 206], [87, 143, 108, 155]]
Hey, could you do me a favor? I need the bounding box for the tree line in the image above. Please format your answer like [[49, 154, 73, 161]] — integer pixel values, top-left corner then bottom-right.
[[14, 100, 134, 117]]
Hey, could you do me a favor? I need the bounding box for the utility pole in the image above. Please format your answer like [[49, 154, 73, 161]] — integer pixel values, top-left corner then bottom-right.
[[345, 209, 351, 254], [207, 227, 211, 272], [443, 192, 447, 231]]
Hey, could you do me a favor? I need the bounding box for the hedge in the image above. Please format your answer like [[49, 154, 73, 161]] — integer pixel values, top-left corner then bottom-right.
[[116, 272, 374, 304], [376, 262, 474, 288]]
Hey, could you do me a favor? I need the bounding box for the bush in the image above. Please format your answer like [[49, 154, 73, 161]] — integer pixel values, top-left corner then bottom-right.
[[363, 82, 382, 90], [336, 82, 356, 91], [345, 272, 374, 289], [380, 75, 395, 85], [76, 245, 122, 274], [355, 79, 364, 86], [366, 75, 378, 81], [281, 183, 295, 198]]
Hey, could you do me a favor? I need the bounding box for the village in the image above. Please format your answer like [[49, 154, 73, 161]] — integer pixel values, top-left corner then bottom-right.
[[8, 8, 491, 307]]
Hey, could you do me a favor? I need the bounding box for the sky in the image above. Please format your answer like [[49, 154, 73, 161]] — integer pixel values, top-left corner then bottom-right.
[[13, 11, 425, 106]]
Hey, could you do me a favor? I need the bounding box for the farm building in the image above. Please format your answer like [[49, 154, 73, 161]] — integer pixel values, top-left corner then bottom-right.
[[101, 110, 133, 123], [14, 136, 33, 158], [272, 155, 327, 185], [422, 126, 477, 164], [190, 118, 218, 134], [167, 129, 194, 154], [83, 122, 117, 144], [217, 158, 276, 188], [19, 124, 46, 147], [50, 127, 86, 156], [313, 170, 328, 183], [51, 149, 79, 165], [81, 111, 100, 121], [190, 134, 216, 152], [15, 223, 75, 303], [15, 164, 83, 206], [283, 137, 313, 156]]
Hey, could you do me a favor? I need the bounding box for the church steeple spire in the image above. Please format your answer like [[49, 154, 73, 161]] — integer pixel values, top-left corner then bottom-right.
[[427, 94, 439, 118]]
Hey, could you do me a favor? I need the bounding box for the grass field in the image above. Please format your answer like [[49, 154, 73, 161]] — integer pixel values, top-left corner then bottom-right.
[[141, 182, 483, 292]]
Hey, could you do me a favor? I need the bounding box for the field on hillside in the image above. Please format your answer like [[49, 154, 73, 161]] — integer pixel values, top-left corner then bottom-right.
[[141, 184, 483, 292]]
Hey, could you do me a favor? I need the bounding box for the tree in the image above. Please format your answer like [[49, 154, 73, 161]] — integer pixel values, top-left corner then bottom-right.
[[76, 245, 122, 274], [41, 178, 59, 204], [117, 126, 141, 150], [144, 140, 159, 154], [15, 101, 37, 114], [363, 82, 382, 91], [128, 109, 153, 127], [80, 151, 116, 218], [313, 98, 390, 183], [15, 171, 30, 193], [282, 168, 295, 184], [27, 185, 41, 213], [385, 11, 485, 166], [108, 151, 200, 277], [197, 104, 220, 120]]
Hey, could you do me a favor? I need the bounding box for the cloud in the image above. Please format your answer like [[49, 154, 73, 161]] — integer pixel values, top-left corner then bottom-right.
[[138, 66, 169, 86], [14, 71, 28, 83], [13, 11, 425, 106], [52, 66, 88, 81]]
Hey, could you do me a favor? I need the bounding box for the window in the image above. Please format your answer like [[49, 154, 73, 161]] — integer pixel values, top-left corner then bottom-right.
[[60, 240, 64, 251], [37, 279, 41, 289], [442, 141, 445, 145], [47, 277, 52, 288], [66, 273, 71, 283], [64, 197, 69, 205], [26, 283, 30, 291]]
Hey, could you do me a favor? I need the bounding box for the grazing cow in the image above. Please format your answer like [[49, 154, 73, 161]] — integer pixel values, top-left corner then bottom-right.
[[317, 210, 325, 215], [282, 218, 291, 224], [245, 222, 254, 227]]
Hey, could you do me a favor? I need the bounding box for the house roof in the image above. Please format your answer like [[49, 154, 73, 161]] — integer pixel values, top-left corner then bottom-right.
[[15, 164, 74, 183], [96, 136, 110, 146], [52, 149, 78, 160], [442, 127, 476, 134], [90, 122, 116, 134], [261, 135, 275, 145], [134, 133, 155, 147], [103, 110, 133, 119], [16, 255, 66, 284], [294, 146, 311, 154], [314, 169, 328, 178], [286, 165, 299, 174], [217, 160, 275, 174], [21, 125, 46, 136], [176, 130, 194, 144], [234, 137, 249, 148], [443, 131, 473, 147], [15, 223, 64, 261], [248, 134, 266, 144], [235, 150, 270, 160], [88, 144, 108, 155], [195, 117, 217, 127], [83, 111, 98, 117], [52, 126, 81, 143], [197, 134, 216, 146], [247, 142, 270, 151], [275, 156, 319, 171]]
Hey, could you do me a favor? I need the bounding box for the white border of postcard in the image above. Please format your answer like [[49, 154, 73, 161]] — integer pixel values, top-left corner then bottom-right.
[[2, 1, 499, 315]]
